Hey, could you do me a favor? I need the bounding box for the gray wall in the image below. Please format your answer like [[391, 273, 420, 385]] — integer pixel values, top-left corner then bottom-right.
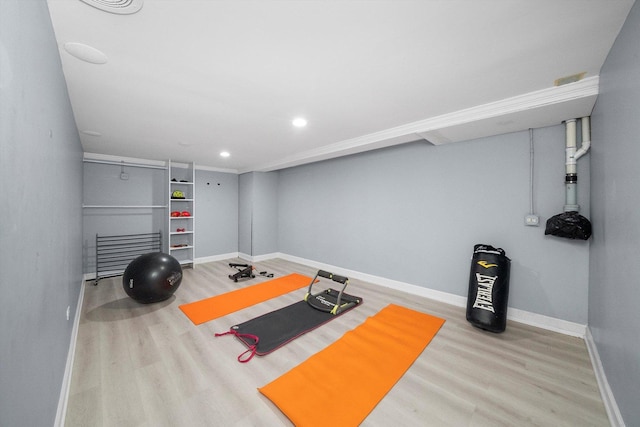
[[237, 172, 279, 257], [251, 172, 279, 256], [82, 164, 240, 270], [0, 1, 84, 425], [195, 169, 239, 257], [589, 2, 640, 424], [83, 162, 166, 273], [238, 173, 253, 255], [278, 126, 591, 323]]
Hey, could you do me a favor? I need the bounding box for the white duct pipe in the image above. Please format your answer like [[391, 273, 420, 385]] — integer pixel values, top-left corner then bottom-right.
[[564, 117, 591, 212], [576, 116, 591, 160]]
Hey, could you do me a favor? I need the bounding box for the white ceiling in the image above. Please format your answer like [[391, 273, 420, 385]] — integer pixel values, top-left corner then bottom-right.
[[46, 0, 634, 173]]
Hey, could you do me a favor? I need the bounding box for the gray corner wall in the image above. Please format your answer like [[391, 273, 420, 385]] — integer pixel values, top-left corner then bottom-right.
[[278, 126, 591, 324], [0, 1, 84, 426], [589, 1, 640, 424], [195, 169, 239, 257], [238, 171, 279, 257], [251, 172, 279, 256], [238, 173, 254, 255]]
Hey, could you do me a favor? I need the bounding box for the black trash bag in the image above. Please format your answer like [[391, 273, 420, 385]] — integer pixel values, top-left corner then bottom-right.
[[544, 211, 592, 240], [466, 244, 511, 333]]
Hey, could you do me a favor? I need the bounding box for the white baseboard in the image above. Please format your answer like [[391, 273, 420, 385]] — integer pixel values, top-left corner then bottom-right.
[[236, 252, 280, 263], [82, 270, 121, 282], [91, 250, 586, 337], [54, 277, 85, 427], [274, 252, 586, 337], [506, 307, 585, 337], [237, 252, 252, 262], [585, 327, 626, 427], [195, 252, 240, 264], [277, 252, 467, 306]]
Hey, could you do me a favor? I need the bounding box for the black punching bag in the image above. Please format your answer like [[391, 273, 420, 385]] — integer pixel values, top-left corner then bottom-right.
[[466, 244, 511, 333]]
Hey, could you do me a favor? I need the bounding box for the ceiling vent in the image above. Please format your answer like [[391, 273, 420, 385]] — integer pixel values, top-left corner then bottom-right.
[[78, 0, 143, 15]]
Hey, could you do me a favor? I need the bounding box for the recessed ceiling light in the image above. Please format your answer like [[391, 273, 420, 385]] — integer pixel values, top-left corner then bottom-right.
[[63, 42, 108, 64], [220, 151, 230, 158], [81, 130, 102, 137], [292, 117, 308, 128]]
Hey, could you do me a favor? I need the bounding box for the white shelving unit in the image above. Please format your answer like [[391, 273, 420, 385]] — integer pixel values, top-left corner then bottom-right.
[[168, 161, 195, 268]]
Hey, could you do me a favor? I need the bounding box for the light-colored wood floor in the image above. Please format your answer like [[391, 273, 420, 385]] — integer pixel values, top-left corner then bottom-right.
[[65, 258, 609, 426]]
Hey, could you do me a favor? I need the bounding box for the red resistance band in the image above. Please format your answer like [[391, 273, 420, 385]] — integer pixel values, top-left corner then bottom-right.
[[215, 330, 259, 363]]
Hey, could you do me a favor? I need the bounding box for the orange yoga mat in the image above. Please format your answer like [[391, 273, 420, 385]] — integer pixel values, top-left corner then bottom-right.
[[259, 304, 445, 427], [179, 273, 311, 325]]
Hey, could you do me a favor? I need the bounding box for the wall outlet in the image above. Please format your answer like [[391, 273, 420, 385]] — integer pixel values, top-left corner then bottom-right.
[[525, 214, 540, 226]]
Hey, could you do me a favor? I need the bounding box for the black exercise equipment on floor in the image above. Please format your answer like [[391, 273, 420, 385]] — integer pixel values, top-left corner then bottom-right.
[[228, 263, 255, 282], [216, 270, 362, 362], [304, 269, 359, 315]]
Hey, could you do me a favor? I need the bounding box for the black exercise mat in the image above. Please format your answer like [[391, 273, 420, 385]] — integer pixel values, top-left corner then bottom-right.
[[216, 289, 362, 362]]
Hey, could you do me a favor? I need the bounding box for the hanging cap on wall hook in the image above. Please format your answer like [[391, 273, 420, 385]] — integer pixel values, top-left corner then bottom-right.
[[120, 161, 129, 180]]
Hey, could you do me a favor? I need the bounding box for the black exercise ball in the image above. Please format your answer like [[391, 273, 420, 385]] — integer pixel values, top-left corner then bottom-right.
[[123, 252, 183, 303]]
